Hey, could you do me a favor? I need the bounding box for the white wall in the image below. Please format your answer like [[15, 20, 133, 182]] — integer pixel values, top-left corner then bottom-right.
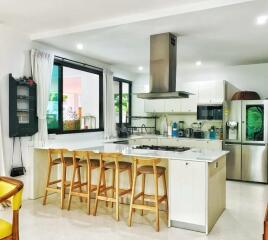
[[0, 25, 32, 190], [0, 25, 134, 199], [178, 63, 268, 99]]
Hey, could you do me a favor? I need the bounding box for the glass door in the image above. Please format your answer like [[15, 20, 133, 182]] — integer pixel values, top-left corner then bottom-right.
[[242, 100, 267, 144]]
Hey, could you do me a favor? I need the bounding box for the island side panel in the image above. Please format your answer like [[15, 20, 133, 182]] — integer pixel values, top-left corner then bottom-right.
[[33, 149, 52, 199], [169, 159, 207, 232], [207, 156, 226, 233]]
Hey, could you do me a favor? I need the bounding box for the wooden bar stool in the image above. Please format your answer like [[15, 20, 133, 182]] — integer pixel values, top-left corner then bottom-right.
[[67, 151, 107, 214], [128, 157, 168, 232], [43, 149, 82, 209], [93, 152, 132, 221]]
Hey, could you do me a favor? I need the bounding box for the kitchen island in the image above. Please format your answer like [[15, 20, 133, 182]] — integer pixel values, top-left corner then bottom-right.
[[33, 141, 228, 234]]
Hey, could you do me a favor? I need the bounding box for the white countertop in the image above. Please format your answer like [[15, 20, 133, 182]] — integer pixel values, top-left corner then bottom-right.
[[35, 134, 227, 162], [78, 143, 228, 163]]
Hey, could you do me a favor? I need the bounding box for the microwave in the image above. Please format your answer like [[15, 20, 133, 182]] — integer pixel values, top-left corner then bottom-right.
[[197, 104, 223, 120]]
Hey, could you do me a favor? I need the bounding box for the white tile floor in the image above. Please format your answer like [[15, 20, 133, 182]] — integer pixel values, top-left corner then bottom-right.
[[1, 181, 267, 240]]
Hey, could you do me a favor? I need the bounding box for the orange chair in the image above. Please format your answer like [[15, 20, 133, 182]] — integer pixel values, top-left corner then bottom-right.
[[0, 177, 24, 240]]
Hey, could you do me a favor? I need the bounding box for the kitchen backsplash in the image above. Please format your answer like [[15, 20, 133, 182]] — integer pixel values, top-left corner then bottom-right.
[[155, 113, 223, 135]]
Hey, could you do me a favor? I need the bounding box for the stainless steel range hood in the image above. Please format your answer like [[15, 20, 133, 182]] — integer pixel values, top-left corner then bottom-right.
[[137, 33, 191, 99]]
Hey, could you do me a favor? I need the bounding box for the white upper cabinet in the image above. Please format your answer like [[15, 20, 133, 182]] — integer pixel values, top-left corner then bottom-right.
[[144, 80, 231, 113], [198, 80, 225, 104], [144, 99, 165, 113], [164, 99, 181, 113], [180, 81, 198, 113]]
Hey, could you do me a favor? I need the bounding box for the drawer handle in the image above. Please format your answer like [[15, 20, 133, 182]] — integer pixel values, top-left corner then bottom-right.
[[215, 162, 219, 168], [185, 162, 189, 166]]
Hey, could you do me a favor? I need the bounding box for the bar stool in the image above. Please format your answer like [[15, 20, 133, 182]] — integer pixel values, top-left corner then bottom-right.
[[128, 157, 168, 232], [93, 152, 132, 221], [43, 149, 82, 209], [67, 151, 107, 214]]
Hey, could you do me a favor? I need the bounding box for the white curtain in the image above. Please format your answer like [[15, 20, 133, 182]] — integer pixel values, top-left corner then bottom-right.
[[103, 69, 117, 139], [0, 112, 5, 175], [31, 49, 54, 147]]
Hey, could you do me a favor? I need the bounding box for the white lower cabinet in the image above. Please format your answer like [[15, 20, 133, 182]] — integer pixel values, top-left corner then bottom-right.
[[169, 160, 206, 226]]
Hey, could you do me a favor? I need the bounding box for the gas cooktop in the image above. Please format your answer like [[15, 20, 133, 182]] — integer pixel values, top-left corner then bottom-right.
[[133, 145, 190, 152]]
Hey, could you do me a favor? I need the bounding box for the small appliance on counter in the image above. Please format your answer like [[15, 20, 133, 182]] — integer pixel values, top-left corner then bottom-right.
[[193, 130, 205, 139], [209, 126, 216, 139], [116, 124, 130, 138], [172, 122, 178, 137], [192, 122, 205, 139], [177, 121, 184, 137], [184, 128, 193, 138]]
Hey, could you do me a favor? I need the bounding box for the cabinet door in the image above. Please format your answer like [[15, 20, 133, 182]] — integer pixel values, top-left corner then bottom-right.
[[164, 99, 181, 113], [198, 80, 224, 104], [213, 81, 224, 103], [198, 81, 215, 104], [144, 99, 165, 113], [169, 160, 206, 225], [180, 82, 198, 113]]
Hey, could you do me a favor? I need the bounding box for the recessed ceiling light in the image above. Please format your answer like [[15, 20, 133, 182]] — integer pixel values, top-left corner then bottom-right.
[[256, 15, 268, 25], [195, 61, 202, 66], [138, 66, 143, 71], [76, 43, 84, 50]]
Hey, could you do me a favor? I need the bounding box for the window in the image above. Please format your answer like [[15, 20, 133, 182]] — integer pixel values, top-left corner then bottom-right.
[[47, 58, 103, 134], [113, 77, 132, 126]]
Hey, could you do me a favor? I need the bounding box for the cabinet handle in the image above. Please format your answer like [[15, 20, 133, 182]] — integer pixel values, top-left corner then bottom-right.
[[185, 162, 189, 166], [215, 162, 219, 168]]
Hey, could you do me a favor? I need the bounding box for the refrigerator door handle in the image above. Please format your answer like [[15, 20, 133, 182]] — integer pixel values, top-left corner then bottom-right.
[[242, 143, 266, 146]]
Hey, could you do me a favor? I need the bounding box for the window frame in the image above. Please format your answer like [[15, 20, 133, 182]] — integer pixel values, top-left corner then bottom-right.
[[113, 77, 132, 126], [48, 59, 104, 134]]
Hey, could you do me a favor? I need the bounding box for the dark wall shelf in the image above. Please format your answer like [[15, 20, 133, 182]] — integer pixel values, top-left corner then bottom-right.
[[9, 74, 38, 137]]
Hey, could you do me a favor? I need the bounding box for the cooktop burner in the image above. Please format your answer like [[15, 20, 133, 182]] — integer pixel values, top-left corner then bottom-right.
[[133, 145, 190, 152]]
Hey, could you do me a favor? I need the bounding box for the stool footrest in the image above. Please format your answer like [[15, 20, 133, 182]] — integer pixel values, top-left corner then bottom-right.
[[48, 180, 61, 185], [131, 204, 156, 212], [97, 195, 117, 203], [46, 187, 61, 193]]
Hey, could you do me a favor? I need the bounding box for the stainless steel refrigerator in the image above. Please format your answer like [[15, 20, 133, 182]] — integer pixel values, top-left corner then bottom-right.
[[223, 100, 268, 183]]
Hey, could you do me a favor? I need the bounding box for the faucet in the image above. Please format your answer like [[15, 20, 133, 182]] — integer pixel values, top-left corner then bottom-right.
[[141, 124, 147, 134]]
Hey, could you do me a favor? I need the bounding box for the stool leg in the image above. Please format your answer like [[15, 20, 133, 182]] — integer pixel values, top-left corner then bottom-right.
[[153, 168, 159, 232], [93, 166, 103, 216], [128, 166, 137, 227], [115, 168, 120, 221], [61, 164, 67, 209], [128, 168, 133, 191], [141, 173, 146, 216], [87, 163, 92, 214], [77, 167, 83, 203], [67, 163, 77, 211], [111, 169, 115, 208], [43, 163, 52, 205], [162, 173, 168, 213], [102, 169, 108, 207]]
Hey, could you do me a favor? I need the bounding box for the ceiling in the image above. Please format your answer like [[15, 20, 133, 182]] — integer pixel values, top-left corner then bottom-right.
[[1, 0, 267, 72], [35, 0, 268, 72], [0, 0, 253, 38]]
